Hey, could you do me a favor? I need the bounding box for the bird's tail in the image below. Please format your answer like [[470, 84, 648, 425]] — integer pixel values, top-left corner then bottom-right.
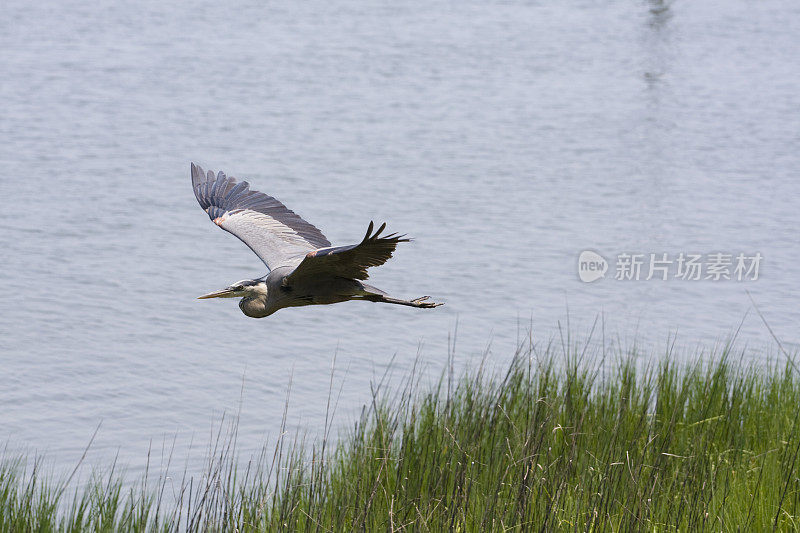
[[359, 283, 389, 297]]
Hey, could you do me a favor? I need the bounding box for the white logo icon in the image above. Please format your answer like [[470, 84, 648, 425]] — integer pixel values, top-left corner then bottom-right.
[[578, 250, 608, 283]]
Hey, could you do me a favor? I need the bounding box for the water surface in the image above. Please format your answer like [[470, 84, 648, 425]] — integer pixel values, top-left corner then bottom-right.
[[1, 0, 799, 477]]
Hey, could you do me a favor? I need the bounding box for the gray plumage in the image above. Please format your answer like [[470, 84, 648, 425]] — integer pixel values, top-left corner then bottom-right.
[[191, 163, 442, 317]]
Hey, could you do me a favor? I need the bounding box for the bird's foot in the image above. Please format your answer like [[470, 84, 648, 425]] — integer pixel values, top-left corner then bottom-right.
[[411, 296, 443, 308]]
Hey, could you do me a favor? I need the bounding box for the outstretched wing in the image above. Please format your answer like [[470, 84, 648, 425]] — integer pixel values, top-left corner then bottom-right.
[[191, 163, 331, 270], [287, 221, 409, 282]]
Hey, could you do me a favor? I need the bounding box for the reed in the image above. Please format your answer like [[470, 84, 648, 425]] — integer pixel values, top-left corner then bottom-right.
[[2, 336, 799, 531]]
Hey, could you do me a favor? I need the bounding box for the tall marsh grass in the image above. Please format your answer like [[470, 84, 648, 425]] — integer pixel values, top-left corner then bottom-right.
[[3, 335, 800, 531]]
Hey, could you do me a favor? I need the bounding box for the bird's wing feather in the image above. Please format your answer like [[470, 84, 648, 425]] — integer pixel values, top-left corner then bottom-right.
[[191, 163, 331, 270], [287, 221, 409, 282]]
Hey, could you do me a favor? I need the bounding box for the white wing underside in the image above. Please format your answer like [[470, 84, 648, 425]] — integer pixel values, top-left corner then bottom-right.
[[217, 211, 315, 268], [191, 163, 331, 271]]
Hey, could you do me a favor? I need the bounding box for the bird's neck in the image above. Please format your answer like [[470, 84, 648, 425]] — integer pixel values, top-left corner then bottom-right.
[[239, 294, 271, 318], [238, 282, 272, 318]]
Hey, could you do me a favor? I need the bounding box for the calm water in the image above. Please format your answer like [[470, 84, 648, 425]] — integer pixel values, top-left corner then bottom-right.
[[1, 0, 799, 478]]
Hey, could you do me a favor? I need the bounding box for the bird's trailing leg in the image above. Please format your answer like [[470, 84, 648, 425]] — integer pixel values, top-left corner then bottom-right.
[[364, 294, 443, 308]]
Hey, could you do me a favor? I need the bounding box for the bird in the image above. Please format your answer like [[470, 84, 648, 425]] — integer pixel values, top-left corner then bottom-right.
[[191, 163, 443, 318]]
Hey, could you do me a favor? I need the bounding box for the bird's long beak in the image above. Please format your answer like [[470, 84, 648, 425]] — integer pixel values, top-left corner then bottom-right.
[[197, 288, 236, 299]]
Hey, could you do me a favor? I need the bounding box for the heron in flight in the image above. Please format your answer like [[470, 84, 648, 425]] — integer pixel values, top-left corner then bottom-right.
[[192, 163, 443, 318]]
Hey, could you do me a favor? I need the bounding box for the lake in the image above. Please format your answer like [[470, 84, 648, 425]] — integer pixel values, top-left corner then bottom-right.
[[1, 0, 799, 479]]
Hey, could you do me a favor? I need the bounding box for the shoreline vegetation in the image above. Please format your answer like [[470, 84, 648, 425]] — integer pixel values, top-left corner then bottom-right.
[[3, 334, 800, 531]]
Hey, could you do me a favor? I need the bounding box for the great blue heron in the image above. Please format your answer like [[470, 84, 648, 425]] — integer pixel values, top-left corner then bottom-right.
[[192, 163, 443, 318]]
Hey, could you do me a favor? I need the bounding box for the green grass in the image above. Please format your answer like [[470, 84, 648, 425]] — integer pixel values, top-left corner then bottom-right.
[[3, 336, 800, 531]]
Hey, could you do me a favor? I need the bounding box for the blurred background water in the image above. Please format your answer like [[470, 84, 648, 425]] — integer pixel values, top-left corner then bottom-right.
[[1, 0, 798, 479]]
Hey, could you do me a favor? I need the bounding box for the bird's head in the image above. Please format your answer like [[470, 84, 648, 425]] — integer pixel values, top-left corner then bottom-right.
[[197, 279, 267, 300]]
